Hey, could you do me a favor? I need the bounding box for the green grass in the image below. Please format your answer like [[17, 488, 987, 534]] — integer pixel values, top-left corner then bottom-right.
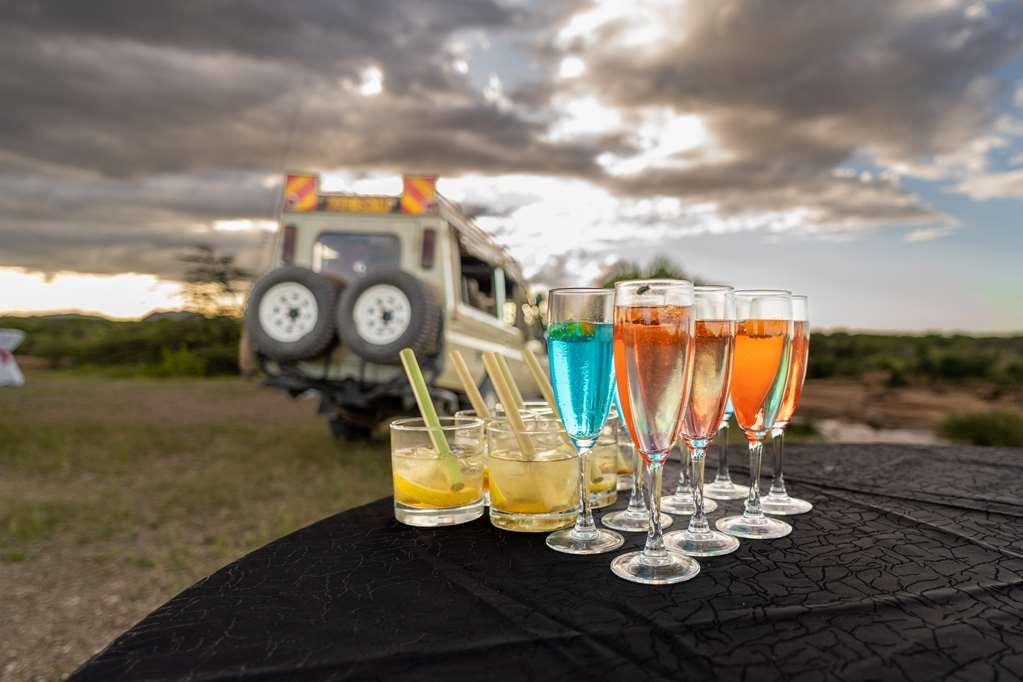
[[0, 373, 393, 565], [938, 411, 1023, 447]]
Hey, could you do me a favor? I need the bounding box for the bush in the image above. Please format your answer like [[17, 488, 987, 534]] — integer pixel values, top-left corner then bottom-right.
[[150, 347, 209, 378], [938, 411, 1023, 447], [1, 314, 241, 377]]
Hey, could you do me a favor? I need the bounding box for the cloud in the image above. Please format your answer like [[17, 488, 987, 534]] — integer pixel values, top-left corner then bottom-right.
[[904, 226, 957, 242], [952, 168, 1023, 199], [0, 0, 1021, 288]]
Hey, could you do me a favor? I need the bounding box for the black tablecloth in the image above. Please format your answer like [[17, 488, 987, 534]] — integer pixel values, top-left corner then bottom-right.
[[72, 444, 1023, 681]]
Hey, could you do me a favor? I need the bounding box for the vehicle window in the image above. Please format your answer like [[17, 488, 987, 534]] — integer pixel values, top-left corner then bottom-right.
[[458, 248, 498, 317], [509, 279, 544, 341], [313, 232, 400, 281]]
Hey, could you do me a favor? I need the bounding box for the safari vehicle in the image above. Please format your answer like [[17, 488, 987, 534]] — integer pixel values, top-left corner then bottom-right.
[[242, 173, 546, 439]]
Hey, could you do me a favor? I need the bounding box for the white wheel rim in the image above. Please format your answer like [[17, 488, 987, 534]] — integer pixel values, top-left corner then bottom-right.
[[258, 282, 319, 343], [352, 284, 411, 346]]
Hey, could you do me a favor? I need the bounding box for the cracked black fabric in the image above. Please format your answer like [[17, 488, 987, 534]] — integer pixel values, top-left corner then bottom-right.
[[71, 444, 1023, 681]]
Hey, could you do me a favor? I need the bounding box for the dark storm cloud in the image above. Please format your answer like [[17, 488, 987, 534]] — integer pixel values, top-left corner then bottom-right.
[[0, 0, 603, 276], [0, 171, 277, 278], [556, 0, 1023, 222], [1, 0, 1021, 283]]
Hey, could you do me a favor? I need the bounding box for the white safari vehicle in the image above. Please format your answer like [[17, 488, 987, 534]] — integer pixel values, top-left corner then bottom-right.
[[242, 173, 546, 439]]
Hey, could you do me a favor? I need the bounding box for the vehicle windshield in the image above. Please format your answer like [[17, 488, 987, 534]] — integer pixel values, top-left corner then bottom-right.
[[313, 232, 400, 281]]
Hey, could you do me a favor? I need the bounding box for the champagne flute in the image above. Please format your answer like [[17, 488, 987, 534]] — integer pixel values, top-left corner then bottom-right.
[[601, 380, 674, 533], [704, 397, 749, 500], [545, 288, 625, 555], [664, 286, 740, 556], [762, 295, 813, 515], [661, 443, 719, 514], [610, 280, 701, 584], [716, 290, 794, 540]]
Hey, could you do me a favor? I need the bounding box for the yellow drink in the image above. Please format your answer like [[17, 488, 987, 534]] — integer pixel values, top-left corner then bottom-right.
[[392, 447, 485, 509], [589, 440, 618, 507], [489, 446, 577, 532]]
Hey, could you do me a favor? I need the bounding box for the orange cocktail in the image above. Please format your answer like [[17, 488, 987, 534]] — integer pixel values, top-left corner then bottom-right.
[[773, 320, 808, 428], [729, 319, 790, 436], [714, 290, 794, 541], [762, 295, 814, 515]]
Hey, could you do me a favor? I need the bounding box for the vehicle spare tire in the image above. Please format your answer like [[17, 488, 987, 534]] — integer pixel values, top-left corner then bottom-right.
[[245, 266, 339, 362], [336, 268, 441, 365]]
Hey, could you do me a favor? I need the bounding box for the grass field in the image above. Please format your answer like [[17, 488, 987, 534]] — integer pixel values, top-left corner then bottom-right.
[[0, 371, 393, 680], [3, 368, 1019, 679]]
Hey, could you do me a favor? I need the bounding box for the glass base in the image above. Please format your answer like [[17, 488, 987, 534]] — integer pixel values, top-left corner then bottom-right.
[[715, 513, 792, 540], [664, 528, 740, 557], [489, 507, 576, 533], [590, 486, 618, 510], [704, 481, 749, 500], [761, 493, 813, 516], [546, 526, 624, 555], [395, 499, 485, 527], [660, 494, 718, 515], [616, 474, 634, 492], [600, 509, 674, 533], [610, 549, 701, 585]]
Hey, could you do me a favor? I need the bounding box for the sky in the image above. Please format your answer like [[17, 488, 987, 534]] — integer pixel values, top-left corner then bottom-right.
[[1, 0, 1022, 332]]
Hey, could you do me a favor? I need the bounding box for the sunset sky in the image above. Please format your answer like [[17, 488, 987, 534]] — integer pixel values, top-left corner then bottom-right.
[[1, 1, 1022, 331]]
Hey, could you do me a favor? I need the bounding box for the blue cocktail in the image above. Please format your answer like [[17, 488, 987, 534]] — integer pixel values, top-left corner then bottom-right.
[[545, 291, 625, 555]]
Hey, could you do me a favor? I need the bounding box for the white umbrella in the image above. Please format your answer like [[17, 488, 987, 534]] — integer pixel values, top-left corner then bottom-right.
[[0, 329, 26, 386]]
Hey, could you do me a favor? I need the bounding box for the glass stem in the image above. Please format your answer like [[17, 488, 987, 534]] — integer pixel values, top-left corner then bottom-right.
[[573, 445, 597, 538], [687, 446, 709, 533], [673, 442, 692, 497], [625, 446, 646, 514], [641, 459, 667, 561], [743, 438, 766, 521], [714, 423, 732, 484], [769, 428, 788, 497]]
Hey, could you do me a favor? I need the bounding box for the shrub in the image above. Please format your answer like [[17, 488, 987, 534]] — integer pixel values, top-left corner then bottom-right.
[[1, 314, 241, 377], [150, 347, 209, 378], [938, 411, 1023, 447]]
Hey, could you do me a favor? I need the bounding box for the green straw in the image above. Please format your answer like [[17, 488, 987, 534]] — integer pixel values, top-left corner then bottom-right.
[[399, 348, 464, 490]]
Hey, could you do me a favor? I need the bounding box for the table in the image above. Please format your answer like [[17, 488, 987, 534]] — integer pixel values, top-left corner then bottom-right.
[[71, 444, 1023, 681]]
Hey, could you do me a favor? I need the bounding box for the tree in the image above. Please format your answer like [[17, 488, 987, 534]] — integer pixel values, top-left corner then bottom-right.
[[598, 257, 702, 288], [178, 244, 254, 316]]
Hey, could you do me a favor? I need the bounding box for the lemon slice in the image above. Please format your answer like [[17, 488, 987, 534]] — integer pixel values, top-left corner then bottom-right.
[[489, 480, 550, 514], [588, 477, 616, 493], [394, 474, 477, 508]]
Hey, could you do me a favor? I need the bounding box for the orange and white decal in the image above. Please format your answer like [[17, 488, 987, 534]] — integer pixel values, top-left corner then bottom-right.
[[284, 173, 318, 212], [401, 175, 438, 214]]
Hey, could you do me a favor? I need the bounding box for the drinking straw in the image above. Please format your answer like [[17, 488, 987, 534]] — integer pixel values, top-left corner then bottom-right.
[[399, 348, 464, 490], [448, 351, 491, 419], [482, 353, 536, 459], [521, 348, 575, 449], [522, 349, 559, 417], [495, 354, 525, 409]]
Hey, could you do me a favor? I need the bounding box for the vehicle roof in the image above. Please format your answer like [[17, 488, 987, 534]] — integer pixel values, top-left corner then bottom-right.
[[282, 174, 528, 285], [438, 196, 527, 285]]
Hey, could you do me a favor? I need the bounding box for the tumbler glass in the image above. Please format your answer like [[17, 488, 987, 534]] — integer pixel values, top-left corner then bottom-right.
[[391, 417, 486, 527]]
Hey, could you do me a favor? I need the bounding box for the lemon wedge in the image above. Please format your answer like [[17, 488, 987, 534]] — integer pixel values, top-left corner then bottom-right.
[[489, 480, 550, 514], [393, 474, 478, 508]]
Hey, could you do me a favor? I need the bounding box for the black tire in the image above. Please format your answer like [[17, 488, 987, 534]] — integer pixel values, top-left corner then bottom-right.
[[245, 266, 339, 362], [336, 268, 441, 365], [478, 375, 498, 411], [328, 416, 372, 441]]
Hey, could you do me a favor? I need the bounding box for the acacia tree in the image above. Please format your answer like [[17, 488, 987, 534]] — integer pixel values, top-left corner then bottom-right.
[[599, 257, 702, 288], [178, 244, 253, 317]]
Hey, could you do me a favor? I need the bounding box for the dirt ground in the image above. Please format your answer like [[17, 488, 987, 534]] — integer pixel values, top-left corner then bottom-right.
[[0, 372, 392, 680], [798, 376, 1019, 430], [2, 371, 1016, 680]]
